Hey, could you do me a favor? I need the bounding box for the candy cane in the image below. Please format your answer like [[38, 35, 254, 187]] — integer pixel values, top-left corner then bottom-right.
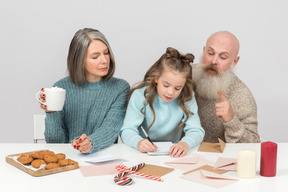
[[114, 163, 163, 186], [114, 163, 145, 186]]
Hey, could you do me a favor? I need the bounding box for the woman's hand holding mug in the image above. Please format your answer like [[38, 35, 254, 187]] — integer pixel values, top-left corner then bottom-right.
[[36, 87, 66, 113]]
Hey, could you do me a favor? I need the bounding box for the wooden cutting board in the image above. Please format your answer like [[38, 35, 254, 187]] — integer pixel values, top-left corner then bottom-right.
[[6, 150, 79, 177]]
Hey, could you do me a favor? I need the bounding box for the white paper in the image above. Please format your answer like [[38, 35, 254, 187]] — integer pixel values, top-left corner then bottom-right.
[[147, 142, 173, 156], [79, 151, 120, 163], [7, 156, 46, 171]]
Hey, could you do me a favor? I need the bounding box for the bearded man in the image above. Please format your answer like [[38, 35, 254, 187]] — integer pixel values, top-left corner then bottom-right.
[[193, 31, 260, 143]]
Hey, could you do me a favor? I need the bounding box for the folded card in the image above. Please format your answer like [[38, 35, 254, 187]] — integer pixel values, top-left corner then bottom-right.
[[214, 157, 237, 171], [180, 169, 238, 188], [165, 154, 214, 171], [183, 165, 228, 175], [198, 138, 226, 153]]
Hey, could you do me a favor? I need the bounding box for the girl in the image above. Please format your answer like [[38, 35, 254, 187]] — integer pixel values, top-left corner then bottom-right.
[[120, 47, 204, 157], [38, 28, 130, 153]]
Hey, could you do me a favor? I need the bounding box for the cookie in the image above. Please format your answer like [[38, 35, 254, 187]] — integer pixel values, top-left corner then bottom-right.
[[43, 150, 55, 156], [44, 154, 59, 163], [45, 163, 60, 170], [55, 153, 66, 160], [31, 151, 44, 159], [58, 159, 72, 167], [17, 155, 33, 165], [31, 159, 47, 168]]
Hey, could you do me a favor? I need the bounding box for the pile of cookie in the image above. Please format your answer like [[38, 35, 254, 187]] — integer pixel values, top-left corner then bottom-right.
[[17, 150, 74, 170]]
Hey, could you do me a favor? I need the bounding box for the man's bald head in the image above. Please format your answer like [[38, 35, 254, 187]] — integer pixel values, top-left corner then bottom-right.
[[206, 31, 240, 58]]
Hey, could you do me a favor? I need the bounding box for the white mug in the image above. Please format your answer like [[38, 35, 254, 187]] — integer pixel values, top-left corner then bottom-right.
[[36, 87, 66, 111]]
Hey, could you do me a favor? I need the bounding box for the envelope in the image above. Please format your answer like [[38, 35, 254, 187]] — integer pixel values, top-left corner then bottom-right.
[[214, 157, 237, 171], [198, 138, 226, 153], [183, 165, 228, 175], [180, 169, 238, 188], [165, 154, 214, 171], [79, 162, 123, 177]]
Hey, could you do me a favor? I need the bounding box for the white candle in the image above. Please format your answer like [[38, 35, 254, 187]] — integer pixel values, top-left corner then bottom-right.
[[237, 149, 257, 179]]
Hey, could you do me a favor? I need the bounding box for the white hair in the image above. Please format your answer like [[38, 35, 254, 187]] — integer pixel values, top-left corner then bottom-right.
[[193, 61, 235, 100]]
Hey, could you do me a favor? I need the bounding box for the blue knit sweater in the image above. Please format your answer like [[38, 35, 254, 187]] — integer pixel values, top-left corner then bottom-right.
[[120, 86, 205, 149], [45, 77, 130, 153]]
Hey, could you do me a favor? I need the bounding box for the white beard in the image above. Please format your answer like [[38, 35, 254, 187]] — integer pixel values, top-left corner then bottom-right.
[[193, 62, 235, 100]]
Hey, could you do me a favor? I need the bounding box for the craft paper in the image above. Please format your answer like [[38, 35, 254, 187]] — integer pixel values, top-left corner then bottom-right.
[[147, 142, 173, 155], [79, 151, 120, 163], [197, 138, 226, 153], [165, 154, 214, 171], [180, 169, 238, 188], [137, 164, 174, 177], [183, 165, 228, 175], [214, 157, 237, 171], [79, 162, 123, 177]]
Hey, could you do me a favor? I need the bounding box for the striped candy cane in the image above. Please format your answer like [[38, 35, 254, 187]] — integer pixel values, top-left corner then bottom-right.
[[114, 163, 145, 186], [114, 163, 163, 186]]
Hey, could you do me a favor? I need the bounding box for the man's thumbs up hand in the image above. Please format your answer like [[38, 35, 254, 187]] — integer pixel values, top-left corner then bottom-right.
[[218, 90, 228, 102], [215, 90, 234, 123]]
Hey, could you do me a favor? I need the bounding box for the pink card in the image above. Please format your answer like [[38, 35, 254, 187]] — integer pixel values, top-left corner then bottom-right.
[[214, 157, 237, 171], [79, 162, 123, 177], [180, 169, 238, 188], [165, 154, 214, 171]]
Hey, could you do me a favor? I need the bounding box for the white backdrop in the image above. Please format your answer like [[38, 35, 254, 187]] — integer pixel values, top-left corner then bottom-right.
[[0, 0, 287, 143]]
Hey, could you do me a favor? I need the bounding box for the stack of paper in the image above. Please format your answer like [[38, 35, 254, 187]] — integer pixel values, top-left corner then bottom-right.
[[147, 142, 173, 156]]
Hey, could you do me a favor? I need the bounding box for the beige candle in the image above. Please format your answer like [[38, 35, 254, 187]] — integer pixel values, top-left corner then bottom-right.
[[237, 149, 257, 178]]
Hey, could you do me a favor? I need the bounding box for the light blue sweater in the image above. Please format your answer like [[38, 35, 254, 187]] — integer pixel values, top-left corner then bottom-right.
[[45, 77, 130, 153], [120, 86, 205, 149]]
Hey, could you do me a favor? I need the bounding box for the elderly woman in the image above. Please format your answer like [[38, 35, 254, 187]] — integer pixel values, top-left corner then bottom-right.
[[39, 28, 129, 153]]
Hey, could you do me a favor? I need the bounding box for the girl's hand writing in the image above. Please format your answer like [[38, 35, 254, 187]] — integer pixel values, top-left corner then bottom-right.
[[72, 134, 93, 153], [137, 139, 157, 153], [169, 141, 189, 157]]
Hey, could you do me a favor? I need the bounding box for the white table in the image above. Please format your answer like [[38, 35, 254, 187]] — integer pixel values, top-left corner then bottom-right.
[[1, 143, 287, 192]]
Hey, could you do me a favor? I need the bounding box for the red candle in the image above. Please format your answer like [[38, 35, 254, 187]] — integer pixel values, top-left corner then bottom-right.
[[260, 141, 277, 177]]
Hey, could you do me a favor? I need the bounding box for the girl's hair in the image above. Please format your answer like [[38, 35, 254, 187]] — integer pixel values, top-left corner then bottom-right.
[[67, 28, 115, 85], [129, 47, 195, 130]]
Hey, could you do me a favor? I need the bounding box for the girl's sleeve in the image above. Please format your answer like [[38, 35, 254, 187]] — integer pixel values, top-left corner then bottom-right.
[[180, 96, 205, 148], [120, 89, 146, 149]]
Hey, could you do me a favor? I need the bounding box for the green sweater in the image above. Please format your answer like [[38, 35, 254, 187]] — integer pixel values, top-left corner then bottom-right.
[[45, 77, 130, 153]]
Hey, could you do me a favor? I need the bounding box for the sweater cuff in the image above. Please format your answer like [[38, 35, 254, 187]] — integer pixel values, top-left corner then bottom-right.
[[179, 138, 193, 149], [223, 114, 240, 128], [223, 114, 245, 140], [129, 135, 143, 150]]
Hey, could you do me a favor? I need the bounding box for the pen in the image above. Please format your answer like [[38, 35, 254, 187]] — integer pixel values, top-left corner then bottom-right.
[[141, 127, 154, 145]]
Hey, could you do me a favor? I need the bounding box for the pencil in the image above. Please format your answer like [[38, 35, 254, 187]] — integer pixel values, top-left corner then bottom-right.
[[141, 127, 154, 145]]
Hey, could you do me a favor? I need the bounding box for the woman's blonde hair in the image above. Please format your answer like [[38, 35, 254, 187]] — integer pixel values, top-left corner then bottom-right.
[[129, 47, 195, 130], [67, 28, 115, 85]]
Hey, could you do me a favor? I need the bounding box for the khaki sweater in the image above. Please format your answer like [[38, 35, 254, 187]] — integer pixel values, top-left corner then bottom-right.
[[194, 75, 260, 143]]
